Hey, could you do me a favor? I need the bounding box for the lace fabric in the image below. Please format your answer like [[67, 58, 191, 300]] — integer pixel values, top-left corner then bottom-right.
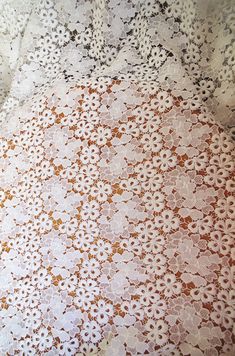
[[0, 0, 234, 130], [0, 1, 235, 355]]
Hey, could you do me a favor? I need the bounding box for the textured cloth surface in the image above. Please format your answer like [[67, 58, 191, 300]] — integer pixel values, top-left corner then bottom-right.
[[0, 0, 234, 130], [0, 79, 235, 355], [0, 0, 235, 355]]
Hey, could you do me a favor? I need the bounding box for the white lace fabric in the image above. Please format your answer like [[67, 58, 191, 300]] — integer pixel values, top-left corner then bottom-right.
[[0, 0, 235, 355], [0, 0, 234, 130]]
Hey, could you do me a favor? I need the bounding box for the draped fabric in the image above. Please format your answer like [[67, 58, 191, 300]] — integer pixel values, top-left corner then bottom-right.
[[0, 0, 234, 130], [0, 1, 235, 355]]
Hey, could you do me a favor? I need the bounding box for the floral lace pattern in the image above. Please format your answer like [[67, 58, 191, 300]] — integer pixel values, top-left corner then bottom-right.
[[0, 78, 234, 355], [0, 0, 235, 355], [0, 0, 234, 131]]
